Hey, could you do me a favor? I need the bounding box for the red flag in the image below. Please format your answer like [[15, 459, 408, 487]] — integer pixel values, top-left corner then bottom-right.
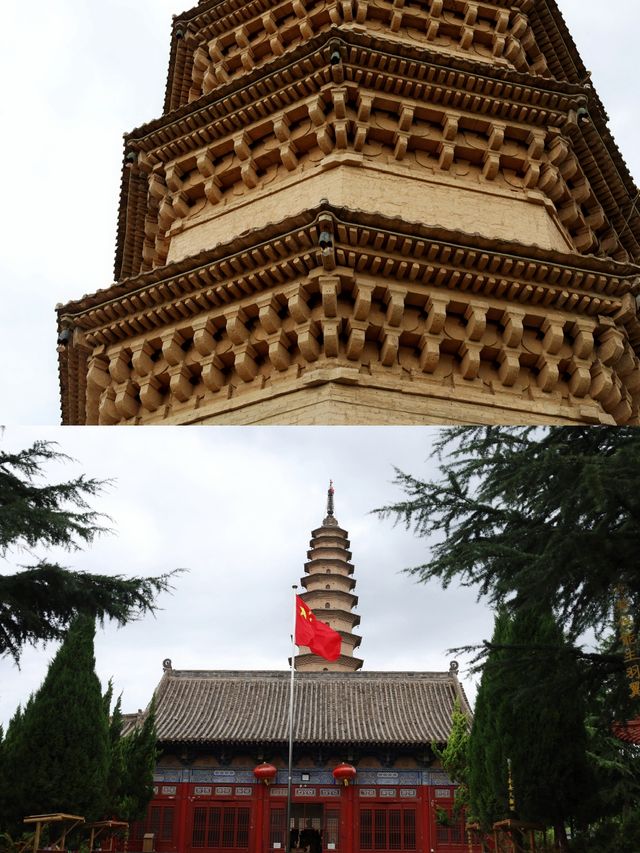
[[295, 595, 341, 661]]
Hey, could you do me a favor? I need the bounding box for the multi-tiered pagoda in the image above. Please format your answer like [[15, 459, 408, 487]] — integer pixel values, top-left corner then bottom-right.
[[295, 482, 362, 671], [57, 0, 640, 424]]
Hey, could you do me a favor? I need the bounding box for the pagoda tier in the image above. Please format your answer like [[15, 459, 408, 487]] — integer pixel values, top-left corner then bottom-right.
[[299, 574, 356, 591], [304, 557, 355, 575], [295, 483, 363, 672], [294, 652, 363, 672], [57, 0, 640, 425]]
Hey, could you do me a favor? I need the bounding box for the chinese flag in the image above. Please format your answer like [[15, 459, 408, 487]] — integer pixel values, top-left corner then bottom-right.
[[295, 595, 341, 661]]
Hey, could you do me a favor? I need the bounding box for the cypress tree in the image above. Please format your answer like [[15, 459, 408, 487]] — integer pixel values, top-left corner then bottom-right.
[[468, 610, 512, 831], [0, 616, 110, 830], [504, 608, 591, 843], [116, 698, 157, 822], [105, 691, 126, 818], [0, 705, 26, 833], [468, 608, 592, 849]]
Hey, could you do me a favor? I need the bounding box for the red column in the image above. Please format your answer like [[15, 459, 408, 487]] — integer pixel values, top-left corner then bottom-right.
[[253, 784, 265, 853], [176, 784, 189, 853], [421, 786, 433, 853], [344, 785, 355, 853]]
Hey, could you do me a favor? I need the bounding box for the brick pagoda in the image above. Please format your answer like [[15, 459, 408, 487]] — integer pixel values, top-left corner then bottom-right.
[[57, 0, 640, 424], [295, 482, 363, 672]]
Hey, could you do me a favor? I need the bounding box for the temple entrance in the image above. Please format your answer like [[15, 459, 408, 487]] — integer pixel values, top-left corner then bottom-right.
[[290, 804, 324, 852], [270, 803, 341, 853]]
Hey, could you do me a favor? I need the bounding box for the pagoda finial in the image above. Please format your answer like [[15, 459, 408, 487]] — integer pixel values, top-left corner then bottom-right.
[[327, 480, 335, 517]]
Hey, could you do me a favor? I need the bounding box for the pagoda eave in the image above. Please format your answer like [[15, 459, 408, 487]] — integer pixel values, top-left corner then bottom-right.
[[60, 203, 640, 323], [294, 653, 363, 672], [308, 548, 353, 561], [300, 590, 359, 609], [58, 201, 640, 427], [300, 574, 356, 592], [304, 559, 355, 575], [297, 603, 361, 629]]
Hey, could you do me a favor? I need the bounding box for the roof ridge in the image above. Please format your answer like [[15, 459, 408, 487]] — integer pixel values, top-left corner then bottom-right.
[[165, 669, 454, 676]]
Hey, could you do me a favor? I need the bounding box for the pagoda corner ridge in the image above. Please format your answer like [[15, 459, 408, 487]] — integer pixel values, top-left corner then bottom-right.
[[57, 0, 640, 425]]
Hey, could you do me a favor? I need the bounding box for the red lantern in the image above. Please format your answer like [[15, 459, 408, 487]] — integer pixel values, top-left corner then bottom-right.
[[332, 762, 357, 786], [253, 762, 277, 785]]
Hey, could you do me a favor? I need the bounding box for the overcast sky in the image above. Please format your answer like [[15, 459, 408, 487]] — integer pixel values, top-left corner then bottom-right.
[[0, 425, 498, 728], [0, 1, 638, 425]]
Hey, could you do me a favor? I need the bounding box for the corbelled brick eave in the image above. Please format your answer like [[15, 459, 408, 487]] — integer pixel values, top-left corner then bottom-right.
[[61, 203, 640, 321]]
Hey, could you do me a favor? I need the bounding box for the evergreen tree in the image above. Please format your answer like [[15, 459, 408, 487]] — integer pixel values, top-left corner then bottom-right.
[[432, 699, 471, 818], [468, 608, 592, 849], [374, 426, 638, 714], [571, 677, 640, 852], [467, 610, 511, 831], [116, 698, 157, 822], [0, 706, 25, 832], [0, 725, 4, 823], [105, 690, 126, 818], [0, 617, 110, 831], [0, 441, 177, 662]]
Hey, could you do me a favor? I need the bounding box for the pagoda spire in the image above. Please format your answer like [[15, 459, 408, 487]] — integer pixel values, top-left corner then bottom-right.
[[295, 488, 363, 673], [324, 480, 336, 525]]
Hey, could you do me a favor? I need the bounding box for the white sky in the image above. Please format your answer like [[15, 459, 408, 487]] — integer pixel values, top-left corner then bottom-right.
[[0, 425, 496, 728], [0, 1, 638, 425]]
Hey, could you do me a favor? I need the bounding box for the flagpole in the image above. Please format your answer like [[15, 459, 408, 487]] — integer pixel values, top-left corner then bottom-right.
[[286, 584, 298, 853]]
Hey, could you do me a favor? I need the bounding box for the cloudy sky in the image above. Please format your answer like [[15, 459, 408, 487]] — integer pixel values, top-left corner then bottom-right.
[[0, 425, 498, 728], [0, 0, 638, 425]]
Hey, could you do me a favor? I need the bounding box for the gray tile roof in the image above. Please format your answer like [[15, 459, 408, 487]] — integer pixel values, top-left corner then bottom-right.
[[146, 669, 468, 745]]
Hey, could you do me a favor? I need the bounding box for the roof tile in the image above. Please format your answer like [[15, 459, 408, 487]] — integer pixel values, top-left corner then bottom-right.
[[146, 669, 468, 745]]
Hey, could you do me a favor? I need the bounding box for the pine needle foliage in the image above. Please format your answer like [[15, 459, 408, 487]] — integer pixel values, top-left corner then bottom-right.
[[0, 440, 178, 662], [374, 426, 640, 641], [0, 442, 105, 554]]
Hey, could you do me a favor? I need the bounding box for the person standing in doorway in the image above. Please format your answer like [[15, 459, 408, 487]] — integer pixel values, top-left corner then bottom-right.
[[299, 820, 321, 853]]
